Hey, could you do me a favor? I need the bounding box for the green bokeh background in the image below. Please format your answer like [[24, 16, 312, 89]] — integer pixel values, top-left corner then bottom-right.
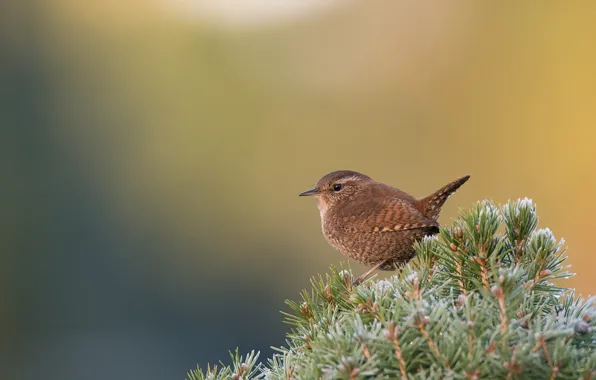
[[2, 1, 595, 379]]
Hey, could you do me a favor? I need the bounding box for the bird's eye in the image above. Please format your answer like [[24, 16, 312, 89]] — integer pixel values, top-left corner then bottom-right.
[[332, 183, 343, 192]]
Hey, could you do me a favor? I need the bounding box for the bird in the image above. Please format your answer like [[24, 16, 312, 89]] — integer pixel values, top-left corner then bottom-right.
[[299, 170, 470, 284]]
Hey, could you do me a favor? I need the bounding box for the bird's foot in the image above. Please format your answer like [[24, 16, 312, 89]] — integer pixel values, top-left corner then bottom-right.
[[352, 259, 389, 286]]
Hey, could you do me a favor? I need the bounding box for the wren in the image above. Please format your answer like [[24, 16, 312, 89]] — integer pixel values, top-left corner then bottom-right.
[[299, 170, 470, 284]]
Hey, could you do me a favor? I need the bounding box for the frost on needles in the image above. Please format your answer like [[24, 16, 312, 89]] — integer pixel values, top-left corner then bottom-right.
[[188, 199, 596, 380]]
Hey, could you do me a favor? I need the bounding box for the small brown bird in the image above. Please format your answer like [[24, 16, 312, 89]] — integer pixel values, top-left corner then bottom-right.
[[299, 170, 470, 284]]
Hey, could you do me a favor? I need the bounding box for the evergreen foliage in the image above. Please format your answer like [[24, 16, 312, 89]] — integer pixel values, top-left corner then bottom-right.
[[187, 199, 596, 379]]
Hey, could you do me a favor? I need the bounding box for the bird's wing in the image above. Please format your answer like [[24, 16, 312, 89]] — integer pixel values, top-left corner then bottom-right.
[[343, 198, 439, 233]]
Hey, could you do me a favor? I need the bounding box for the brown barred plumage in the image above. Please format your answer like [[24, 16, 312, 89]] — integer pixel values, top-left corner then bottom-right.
[[300, 171, 470, 282]]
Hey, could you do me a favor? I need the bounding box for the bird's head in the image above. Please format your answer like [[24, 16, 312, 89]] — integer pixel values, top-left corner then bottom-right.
[[299, 170, 373, 213]]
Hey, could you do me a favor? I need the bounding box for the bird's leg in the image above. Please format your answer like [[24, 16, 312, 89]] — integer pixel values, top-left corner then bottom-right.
[[353, 259, 389, 286]]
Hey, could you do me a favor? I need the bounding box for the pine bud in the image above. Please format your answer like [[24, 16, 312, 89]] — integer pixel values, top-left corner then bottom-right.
[[476, 225, 481, 232], [240, 363, 248, 372], [383, 329, 394, 340], [486, 341, 496, 353], [467, 320, 475, 329], [456, 293, 467, 308], [338, 270, 352, 279], [300, 302, 312, 319], [552, 367, 559, 376], [492, 286, 503, 297], [423, 316, 430, 325], [516, 311, 529, 328], [583, 314, 592, 323], [324, 285, 333, 302], [465, 366, 480, 380], [539, 269, 552, 278], [574, 321, 590, 335], [384, 322, 396, 340], [453, 226, 463, 240], [450, 243, 457, 251]]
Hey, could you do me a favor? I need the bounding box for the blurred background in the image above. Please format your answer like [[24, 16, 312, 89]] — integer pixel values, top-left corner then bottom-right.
[[2, 1, 595, 379]]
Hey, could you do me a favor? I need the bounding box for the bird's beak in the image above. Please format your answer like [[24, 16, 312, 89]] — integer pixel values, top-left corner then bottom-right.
[[299, 188, 318, 197]]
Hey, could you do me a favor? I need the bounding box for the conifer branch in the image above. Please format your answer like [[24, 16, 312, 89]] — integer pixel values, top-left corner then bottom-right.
[[188, 200, 596, 380]]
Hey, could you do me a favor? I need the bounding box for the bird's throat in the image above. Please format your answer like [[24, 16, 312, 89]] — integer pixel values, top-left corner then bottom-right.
[[316, 197, 329, 219]]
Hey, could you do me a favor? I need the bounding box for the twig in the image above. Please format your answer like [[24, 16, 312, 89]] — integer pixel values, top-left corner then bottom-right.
[[533, 335, 558, 379], [384, 323, 407, 378], [356, 335, 375, 366], [456, 261, 467, 295], [474, 257, 491, 291], [416, 320, 444, 365], [408, 275, 449, 368], [504, 345, 521, 379], [393, 336, 407, 378], [450, 239, 467, 295], [514, 238, 524, 264], [493, 286, 508, 334]]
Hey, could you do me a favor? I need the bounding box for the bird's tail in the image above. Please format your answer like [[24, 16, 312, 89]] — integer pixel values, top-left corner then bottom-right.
[[417, 175, 470, 220]]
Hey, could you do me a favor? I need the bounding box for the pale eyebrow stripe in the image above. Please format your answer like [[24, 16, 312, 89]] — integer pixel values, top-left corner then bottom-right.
[[340, 176, 364, 182]]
